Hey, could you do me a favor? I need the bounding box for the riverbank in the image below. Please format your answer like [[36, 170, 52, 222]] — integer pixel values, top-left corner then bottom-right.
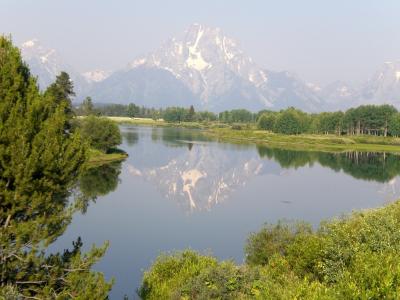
[[106, 116, 212, 129], [208, 128, 400, 153], [87, 148, 128, 167], [108, 117, 400, 153]]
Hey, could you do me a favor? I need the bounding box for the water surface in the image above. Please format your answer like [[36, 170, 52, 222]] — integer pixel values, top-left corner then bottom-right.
[[49, 125, 400, 299]]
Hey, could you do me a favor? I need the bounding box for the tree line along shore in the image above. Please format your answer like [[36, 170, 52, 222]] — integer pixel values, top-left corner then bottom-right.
[[75, 99, 400, 152], [77, 100, 400, 137]]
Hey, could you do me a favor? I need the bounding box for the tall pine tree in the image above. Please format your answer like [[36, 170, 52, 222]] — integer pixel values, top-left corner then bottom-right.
[[0, 36, 112, 298]]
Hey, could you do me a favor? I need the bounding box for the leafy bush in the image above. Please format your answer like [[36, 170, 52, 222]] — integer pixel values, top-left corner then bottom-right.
[[257, 113, 276, 131], [247, 200, 400, 297], [79, 116, 122, 152], [245, 221, 312, 266], [274, 108, 308, 134], [140, 201, 400, 299], [181, 261, 254, 299], [138, 250, 217, 299]]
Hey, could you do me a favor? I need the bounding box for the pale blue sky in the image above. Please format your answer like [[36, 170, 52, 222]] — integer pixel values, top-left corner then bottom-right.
[[1, 0, 399, 85]]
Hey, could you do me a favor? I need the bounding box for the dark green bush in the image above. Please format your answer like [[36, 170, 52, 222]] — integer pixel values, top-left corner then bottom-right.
[[257, 113, 276, 131], [138, 250, 217, 299], [181, 262, 255, 299], [245, 221, 312, 266], [79, 116, 122, 152]]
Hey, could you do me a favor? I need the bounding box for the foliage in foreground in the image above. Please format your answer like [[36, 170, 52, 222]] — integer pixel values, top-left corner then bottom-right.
[[139, 200, 400, 299], [0, 36, 112, 298]]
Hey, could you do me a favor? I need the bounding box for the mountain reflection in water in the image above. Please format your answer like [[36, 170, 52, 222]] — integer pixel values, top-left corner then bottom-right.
[[124, 126, 400, 212]]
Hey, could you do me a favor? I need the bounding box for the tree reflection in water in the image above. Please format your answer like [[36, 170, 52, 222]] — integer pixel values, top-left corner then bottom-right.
[[256, 146, 400, 183], [76, 162, 122, 213]]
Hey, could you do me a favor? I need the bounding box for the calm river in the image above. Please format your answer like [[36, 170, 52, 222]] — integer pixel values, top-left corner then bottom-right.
[[49, 125, 400, 299]]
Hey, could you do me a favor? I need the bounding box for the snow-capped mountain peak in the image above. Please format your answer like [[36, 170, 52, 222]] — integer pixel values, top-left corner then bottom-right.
[[21, 39, 56, 60], [22, 39, 39, 48], [396, 71, 400, 82], [20, 39, 63, 88], [82, 70, 110, 83], [358, 60, 400, 107], [20, 39, 88, 96], [123, 23, 321, 111], [83, 23, 324, 111], [18, 29, 400, 111], [306, 83, 322, 93]]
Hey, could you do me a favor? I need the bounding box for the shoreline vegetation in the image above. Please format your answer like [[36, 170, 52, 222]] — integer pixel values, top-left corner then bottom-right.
[[139, 199, 400, 299], [77, 115, 128, 166], [87, 148, 128, 167], [106, 116, 400, 153]]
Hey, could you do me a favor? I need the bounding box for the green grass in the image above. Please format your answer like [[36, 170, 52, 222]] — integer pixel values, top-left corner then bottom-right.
[[86, 148, 128, 167], [139, 200, 400, 299], [106, 116, 224, 129], [206, 128, 400, 153], [107, 116, 162, 126]]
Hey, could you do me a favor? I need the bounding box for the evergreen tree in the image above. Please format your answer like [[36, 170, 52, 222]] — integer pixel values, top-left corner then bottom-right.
[[0, 36, 112, 298], [48, 71, 75, 100], [187, 105, 195, 121], [127, 103, 139, 118], [45, 71, 75, 118], [389, 113, 400, 137], [81, 96, 95, 115]]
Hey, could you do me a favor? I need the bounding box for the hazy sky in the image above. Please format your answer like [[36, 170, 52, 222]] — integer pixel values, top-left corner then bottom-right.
[[1, 0, 399, 85]]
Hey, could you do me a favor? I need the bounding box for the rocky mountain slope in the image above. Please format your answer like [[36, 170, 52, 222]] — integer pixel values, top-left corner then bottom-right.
[[20, 25, 400, 112], [91, 24, 322, 111]]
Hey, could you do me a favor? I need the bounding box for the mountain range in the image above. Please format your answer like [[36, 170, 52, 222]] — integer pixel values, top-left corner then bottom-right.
[[20, 24, 400, 112]]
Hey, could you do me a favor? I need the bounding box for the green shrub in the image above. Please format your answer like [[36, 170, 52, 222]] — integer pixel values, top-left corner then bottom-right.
[[333, 250, 400, 299], [140, 201, 400, 299], [181, 261, 254, 299], [257, 113, 276, 131], [245, 221, 312, 266], [274, 108, 309, 134], [79, 116, 122, 152], [138, 250, 217, 300], [248, 201, 400, 296]]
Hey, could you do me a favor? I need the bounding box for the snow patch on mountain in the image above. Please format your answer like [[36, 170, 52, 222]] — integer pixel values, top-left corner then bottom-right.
[[186, 27, 210, 71], [21, 39, 89, 97], [82, 70, 110, 82], [396, 71, 400, 82], [121, 23, 321, 111], [23, 26, 400, 111], [22, 39, 38, 48]]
